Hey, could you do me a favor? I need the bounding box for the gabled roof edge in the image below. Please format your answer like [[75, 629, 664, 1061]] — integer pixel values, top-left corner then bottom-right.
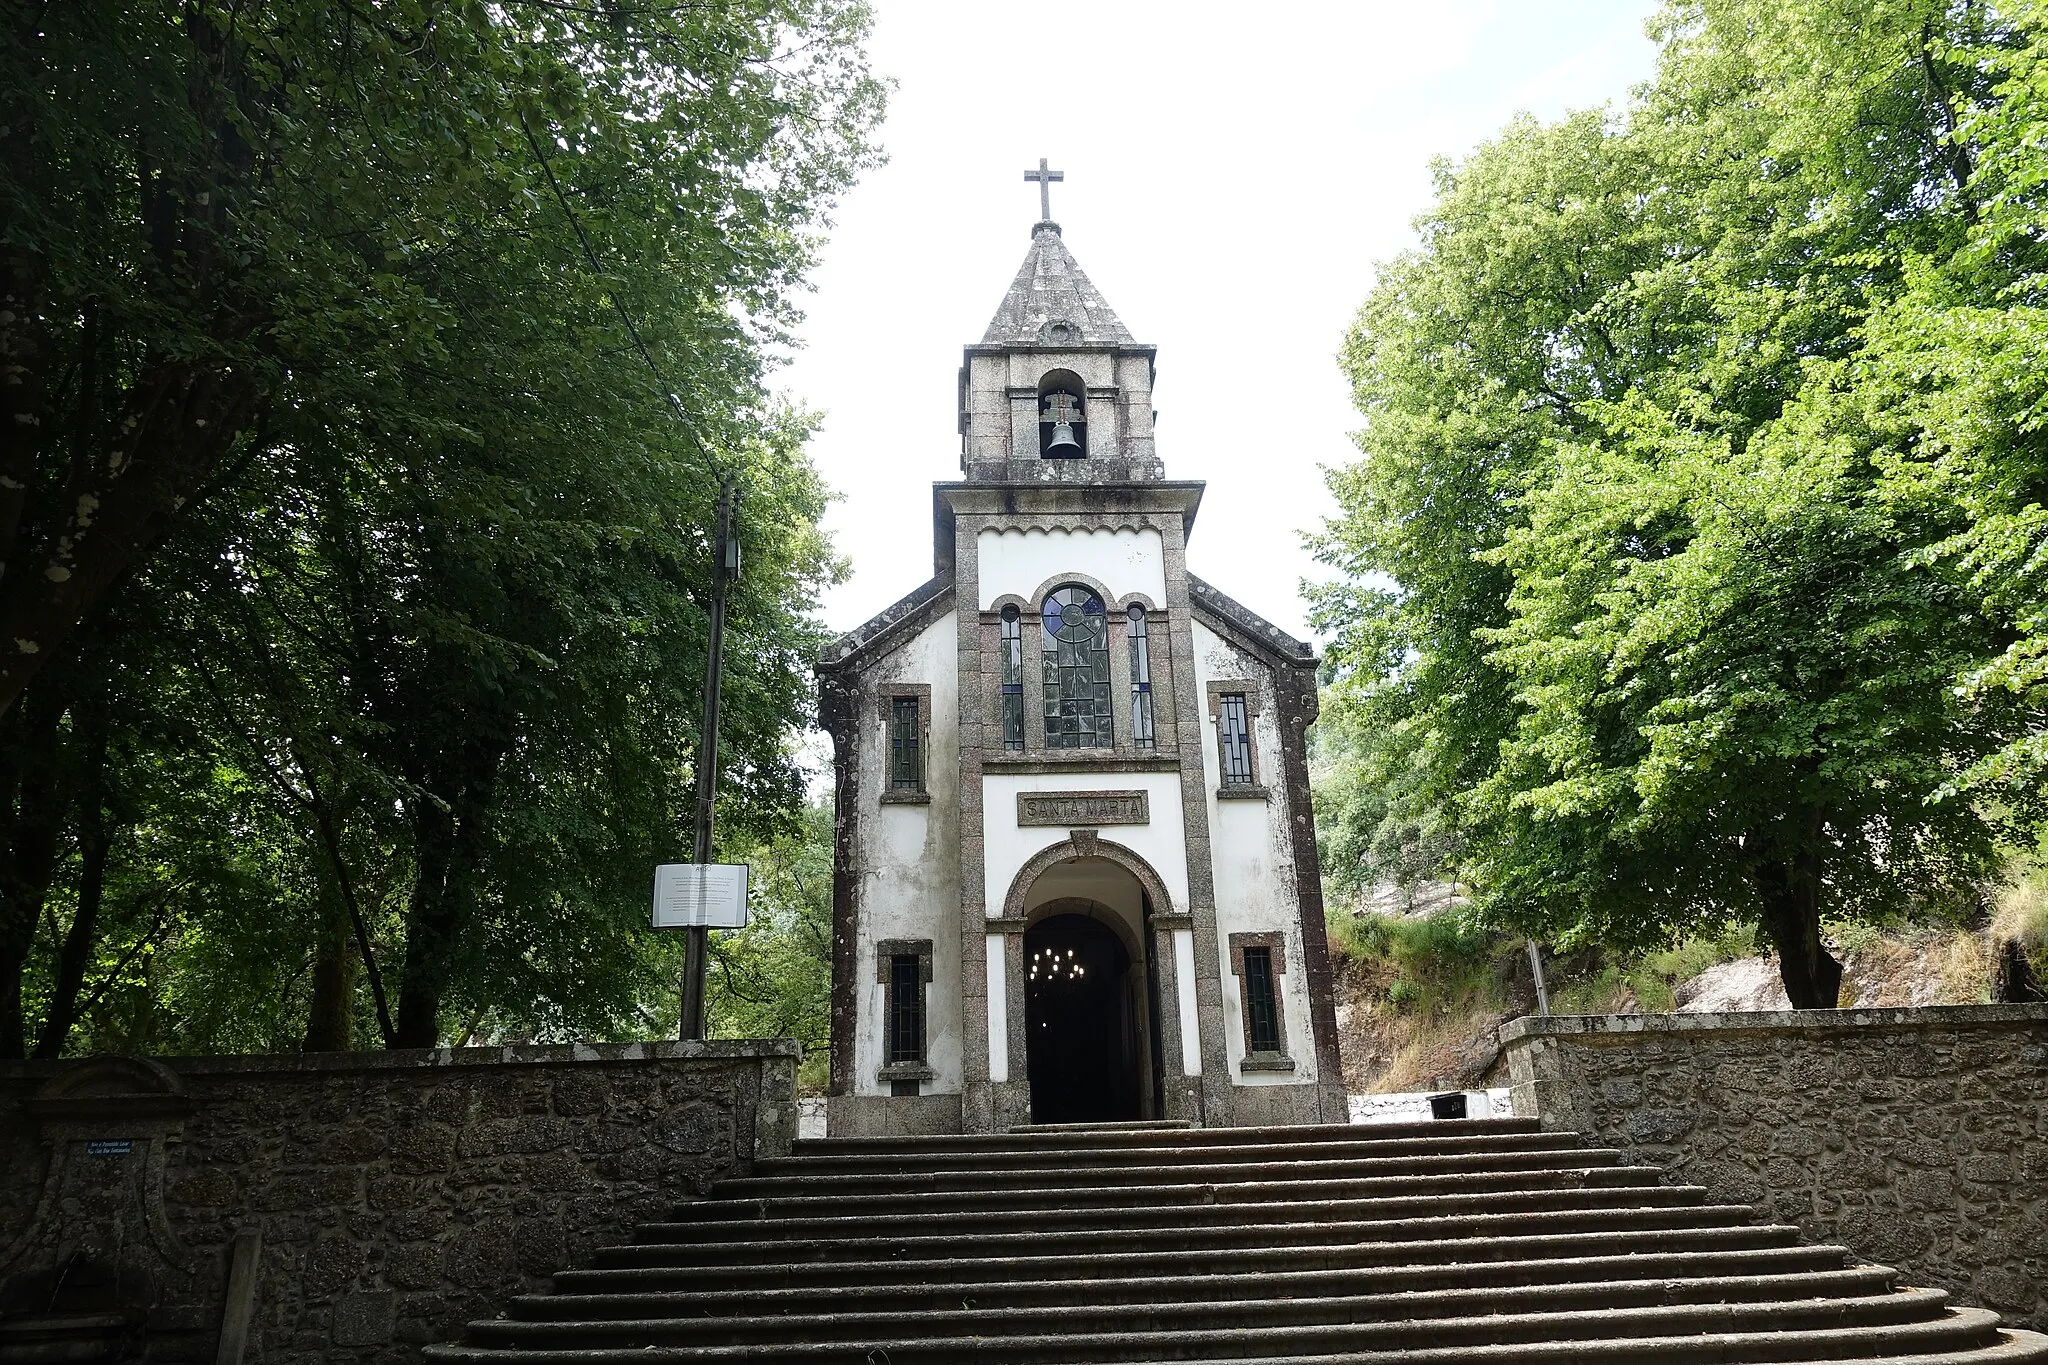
[[817, 571, 957, 674], [1187, 573, 1317, 670]]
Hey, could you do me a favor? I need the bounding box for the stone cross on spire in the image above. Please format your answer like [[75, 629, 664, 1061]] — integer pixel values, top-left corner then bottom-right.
[[1024, 158, 1064, 223]]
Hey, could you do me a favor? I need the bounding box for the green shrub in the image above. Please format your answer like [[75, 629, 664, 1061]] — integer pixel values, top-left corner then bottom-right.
[[1329, 908, 1504, 1015], [1328, 909, 1394, 962]]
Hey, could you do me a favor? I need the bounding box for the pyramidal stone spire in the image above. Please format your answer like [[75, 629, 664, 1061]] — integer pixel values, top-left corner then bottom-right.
[[980, 222, 1134, 347]]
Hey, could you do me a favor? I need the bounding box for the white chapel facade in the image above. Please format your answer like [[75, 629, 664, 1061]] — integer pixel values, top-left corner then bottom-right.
[[818, 188, 1343, 1135]]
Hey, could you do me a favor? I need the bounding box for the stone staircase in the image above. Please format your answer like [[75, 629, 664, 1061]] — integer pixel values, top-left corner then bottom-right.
[[425, 1117, 2048, 1363]]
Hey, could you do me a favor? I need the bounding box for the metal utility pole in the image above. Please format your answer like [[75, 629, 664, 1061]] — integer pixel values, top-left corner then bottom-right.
[[682, 478, 737, 1041], [1527, 937, 1551, 1017]]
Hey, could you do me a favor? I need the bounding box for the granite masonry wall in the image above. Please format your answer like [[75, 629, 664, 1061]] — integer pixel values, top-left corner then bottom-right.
[[0, 1040, 797, 1363], [1503, 1005, 2048, 1331]]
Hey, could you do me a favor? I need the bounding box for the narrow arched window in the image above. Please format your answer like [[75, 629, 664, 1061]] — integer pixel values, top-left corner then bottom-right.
[[1128, 605, 1155, 749], [999, 605, 1025, 750], [1042, 586, 1112, 748]]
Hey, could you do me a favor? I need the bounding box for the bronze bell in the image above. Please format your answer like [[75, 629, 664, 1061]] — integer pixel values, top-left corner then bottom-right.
[[1042, 390, 1085, 457]]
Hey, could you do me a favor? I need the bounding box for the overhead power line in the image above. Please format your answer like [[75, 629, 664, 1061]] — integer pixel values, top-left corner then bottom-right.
[[518, 111, 730, 485]]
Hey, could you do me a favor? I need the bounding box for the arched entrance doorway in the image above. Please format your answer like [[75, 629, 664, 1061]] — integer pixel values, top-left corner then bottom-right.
[[1024, 913, 1138, 1123], [1013, 850, 1166, 1124]]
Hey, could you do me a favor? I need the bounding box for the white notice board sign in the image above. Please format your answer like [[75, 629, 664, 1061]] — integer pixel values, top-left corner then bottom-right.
[[652, 863, 750, 929]]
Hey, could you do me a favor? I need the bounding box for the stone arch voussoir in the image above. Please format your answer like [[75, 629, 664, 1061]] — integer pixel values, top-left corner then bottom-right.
[[1001, 832, 1177, 924]]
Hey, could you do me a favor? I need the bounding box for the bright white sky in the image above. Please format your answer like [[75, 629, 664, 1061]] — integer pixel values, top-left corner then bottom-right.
[[782, 0, 1664, 644]]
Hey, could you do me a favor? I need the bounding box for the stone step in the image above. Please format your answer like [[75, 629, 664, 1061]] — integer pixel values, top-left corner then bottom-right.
[[509, 1255, 1875, 1322], [787, 1118, 1537, 1158], [562, 1226, 1817, 1293], [1008, 1119, 1198, 1132], [717, 1145, 1628, 1197], [753, 1131, 1583, 1178], [472, 1268, 1909, 1347], [1096, 1317, 2048, 1365], [427, 1119, 2044, 1364], [625, 1186, 1729, 1257], [605, 1199, 1762, 1266], [426, 1291, 1999, 1362], [670, 1160, 1657, 1222]]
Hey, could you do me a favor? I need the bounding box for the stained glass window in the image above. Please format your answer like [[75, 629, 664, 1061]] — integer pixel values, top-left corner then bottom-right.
[[1000, 606, 1025, 750], [1218, 693, 1253, 785], [1042, 586, 1113, 749], [1128, 605, 1155, 750]]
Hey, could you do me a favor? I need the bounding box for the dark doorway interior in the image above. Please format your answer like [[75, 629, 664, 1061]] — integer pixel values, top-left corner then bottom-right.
[[1024, 912, 1140, 1124]]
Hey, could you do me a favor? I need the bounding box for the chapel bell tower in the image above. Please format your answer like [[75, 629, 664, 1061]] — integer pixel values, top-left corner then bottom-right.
[[957, 159, 1160, 482]]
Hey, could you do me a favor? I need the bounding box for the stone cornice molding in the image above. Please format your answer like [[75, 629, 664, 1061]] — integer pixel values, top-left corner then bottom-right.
[[974, 514, 1178, 537], [936, 482, 1205, 532]]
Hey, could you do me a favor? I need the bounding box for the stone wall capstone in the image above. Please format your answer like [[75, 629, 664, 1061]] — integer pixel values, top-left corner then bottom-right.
[[1503, 1005, 2048, 1331], [0, 1039, 797, 1363]]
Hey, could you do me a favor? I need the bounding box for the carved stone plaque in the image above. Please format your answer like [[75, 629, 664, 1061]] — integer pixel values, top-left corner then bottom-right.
[[1016, 789, 1149, 827]]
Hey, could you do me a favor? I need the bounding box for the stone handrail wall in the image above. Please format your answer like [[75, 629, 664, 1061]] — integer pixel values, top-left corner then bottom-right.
[[0, 1039, 798, 1362], [1503, 1005, 2048, 1330]]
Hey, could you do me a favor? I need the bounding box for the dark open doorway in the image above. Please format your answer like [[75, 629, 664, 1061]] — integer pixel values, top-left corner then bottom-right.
[[1024, 912, 1141, 1124]]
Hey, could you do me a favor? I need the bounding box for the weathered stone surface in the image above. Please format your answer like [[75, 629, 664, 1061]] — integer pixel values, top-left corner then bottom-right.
[[0, 1039, 797, 1365], [332, 1290, 395, 1347], [1504, 1004, 2048, 1331]]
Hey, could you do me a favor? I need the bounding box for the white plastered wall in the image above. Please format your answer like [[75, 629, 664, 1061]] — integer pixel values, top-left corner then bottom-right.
[[1191, 618, 1315, 1086], [852, 610, 962, 1097], [976, 527, 1166, 608]]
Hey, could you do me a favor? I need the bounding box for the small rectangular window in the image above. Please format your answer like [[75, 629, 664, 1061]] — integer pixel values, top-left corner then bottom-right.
[[1218, 693, 1253, 785], [888, 953, 924, 1064], [1128, 607, 1155, 750], [1243, 946, 1280, 1052], [889, 697, 921, 790]]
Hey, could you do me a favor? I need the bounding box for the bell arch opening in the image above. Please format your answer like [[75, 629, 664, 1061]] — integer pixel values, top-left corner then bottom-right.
[[1036, 368, 1087, 459], [1018, 854, 1165, 1123]]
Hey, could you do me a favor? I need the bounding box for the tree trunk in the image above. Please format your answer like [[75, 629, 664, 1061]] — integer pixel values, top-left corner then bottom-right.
[[303, 889, 357, 1052], [390, 735, 508, 1050], [1992, 939, 2043, 1004], [392, 799, 456, 1050], [0, 690, 71, 1057], [0, 362, 264, 720], [31, 689, 111, 1059], [1753, 810, 1842, 1010]]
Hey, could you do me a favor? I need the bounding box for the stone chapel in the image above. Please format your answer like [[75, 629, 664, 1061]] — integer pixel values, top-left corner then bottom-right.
[[818, 183, 1343, 1136]]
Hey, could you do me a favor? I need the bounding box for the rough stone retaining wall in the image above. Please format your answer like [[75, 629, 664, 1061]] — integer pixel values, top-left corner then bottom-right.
[[1503, 1005, 2048, 1331], [0, 1040, 797, 1363]]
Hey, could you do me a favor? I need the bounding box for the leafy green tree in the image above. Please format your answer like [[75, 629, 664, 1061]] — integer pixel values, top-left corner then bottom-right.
[[707, 801, 834, 1088], [2, 0, 882, 1055], [1472, 399, 2010, 1005], [1313, 0, 2038, 1006]]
